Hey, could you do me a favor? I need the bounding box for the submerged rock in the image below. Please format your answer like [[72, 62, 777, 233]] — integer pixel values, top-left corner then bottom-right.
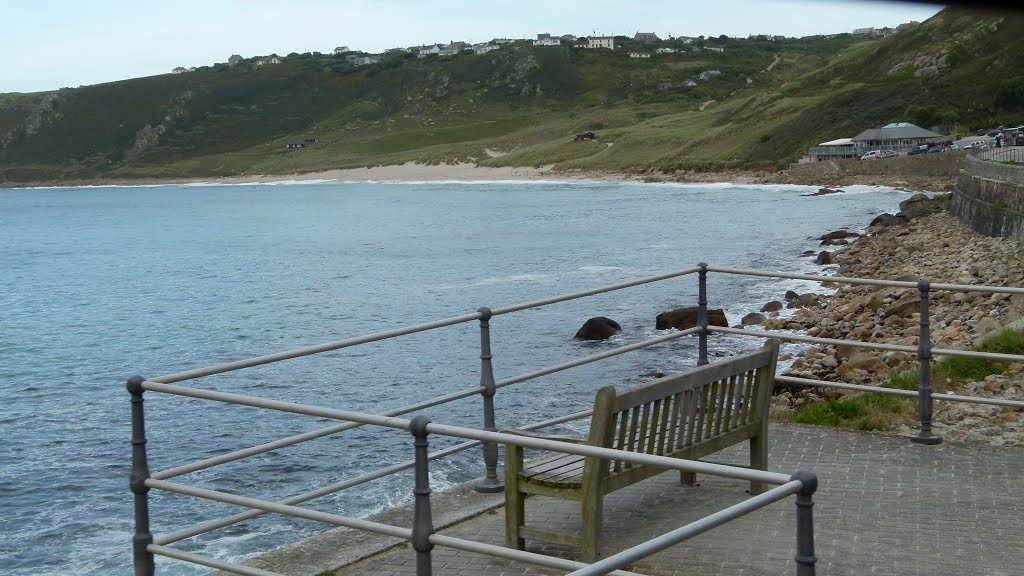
[[656, 307, 728, 331], [574, 317, 622, 340]]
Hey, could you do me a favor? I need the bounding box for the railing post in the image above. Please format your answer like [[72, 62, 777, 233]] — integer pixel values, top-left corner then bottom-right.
[[697, 262, 709, 366], [410, 416, 435, 576], [474, 307, 504, 493], [791, 469, 818, 576], [910, 278, 942, 445], [128, 376, 155, 576]]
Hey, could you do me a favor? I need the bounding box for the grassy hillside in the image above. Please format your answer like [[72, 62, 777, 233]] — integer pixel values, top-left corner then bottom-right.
[[2, 7, 1024, 183]]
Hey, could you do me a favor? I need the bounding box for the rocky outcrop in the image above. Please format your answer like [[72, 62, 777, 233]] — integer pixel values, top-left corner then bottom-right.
[[574, 317, 622, 340], [898, 192, 949, 220], [766, 211, 1024, 446], [656, 307, 728, 331]]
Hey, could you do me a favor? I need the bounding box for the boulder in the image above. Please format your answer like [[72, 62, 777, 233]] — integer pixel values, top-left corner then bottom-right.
[[844, 352, 889, 374], [574, 317, 622, 340], [656, 307, 728, 331], [801, 187, 844, 197], [898, 193, 949, 220], [869, 213, 907, 228], [785, 290, 800, 301], [761, 300, 783, 312], [885, 299, 919, 319], [815, 251, 832, 265], [742, 312, 766, 325], [818, 230, 861, 242]]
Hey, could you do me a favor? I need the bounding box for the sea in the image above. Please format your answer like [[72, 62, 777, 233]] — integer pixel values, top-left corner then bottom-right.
[[0, 179, 911, 575]]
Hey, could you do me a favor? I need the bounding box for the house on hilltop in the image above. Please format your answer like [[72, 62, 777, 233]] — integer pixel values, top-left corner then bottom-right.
[[228, 54, 244, 65], [333, 46, 350, 54], [534, 35, 561, 46], [699, 69, 722, 80], [634, 32, 660, 43], [171, 66, 188, 74], [585, 36, 615, 50]]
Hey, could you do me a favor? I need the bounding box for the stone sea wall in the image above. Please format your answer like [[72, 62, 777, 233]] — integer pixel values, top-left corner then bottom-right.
[[950, 155, 1024, 241]]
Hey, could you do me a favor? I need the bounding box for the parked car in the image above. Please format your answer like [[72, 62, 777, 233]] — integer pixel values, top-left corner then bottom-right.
[[879, 149, 898, 158], [907, 143, 932, 155], [988, 130, 1002, 137], [859, 150, 882, 160], [966, 140, 988, 149], [926, 145, 945, 154], [978, 129, 987, 136]]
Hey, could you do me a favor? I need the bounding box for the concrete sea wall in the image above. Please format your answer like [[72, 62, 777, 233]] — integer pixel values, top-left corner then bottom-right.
[[790, 152, 966, 180], [951, 155, 1024, 242]]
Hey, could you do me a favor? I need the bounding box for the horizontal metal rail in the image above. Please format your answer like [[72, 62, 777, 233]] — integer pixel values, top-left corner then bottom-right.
[[778, 375, 1024, 409], [149, 479, 641, 576], [153, 327, 696, 481], [155, 409, 593, 546], [142, 381, 791, 485], [495, 327, 701, 390], [707, 265, 1024, 295], [776, 375, 920, 397], [149, 265, 701, 386], [490, 267, 699, 316], [147, 545, 283, 576], [931, 347, 1024, 362], [150, 312, 484, 384], [152, 384, 485, 480], [709, 326, 918, 354], [565, 480, 804, 576]]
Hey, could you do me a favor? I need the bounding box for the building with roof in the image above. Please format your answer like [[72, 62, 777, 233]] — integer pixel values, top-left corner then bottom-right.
[[851, 122, 943, 151], [807, 137, 858, 161]]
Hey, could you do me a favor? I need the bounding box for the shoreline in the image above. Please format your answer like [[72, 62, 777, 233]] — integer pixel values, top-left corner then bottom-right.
[[1, 160, 955, 191]]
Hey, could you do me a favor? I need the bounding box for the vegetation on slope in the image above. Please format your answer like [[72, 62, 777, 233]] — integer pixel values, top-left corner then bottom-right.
[[2, 7, 1024, 183]]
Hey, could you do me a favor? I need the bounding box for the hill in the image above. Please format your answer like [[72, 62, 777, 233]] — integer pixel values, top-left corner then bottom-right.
[[2, 7, 1023, 184]]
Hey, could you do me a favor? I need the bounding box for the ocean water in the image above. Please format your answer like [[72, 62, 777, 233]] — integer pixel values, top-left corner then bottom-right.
[[0, 180, 909, 575]]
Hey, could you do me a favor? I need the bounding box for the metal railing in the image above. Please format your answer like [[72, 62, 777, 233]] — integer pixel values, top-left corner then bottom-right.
[[128, 263, 1024, 575]]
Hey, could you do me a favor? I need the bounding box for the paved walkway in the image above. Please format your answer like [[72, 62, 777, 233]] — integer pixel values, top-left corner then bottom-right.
[[330, 423, 1023, 576]]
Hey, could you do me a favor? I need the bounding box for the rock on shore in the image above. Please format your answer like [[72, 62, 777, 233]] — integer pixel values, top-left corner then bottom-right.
[[763, 207, 1024, 446]]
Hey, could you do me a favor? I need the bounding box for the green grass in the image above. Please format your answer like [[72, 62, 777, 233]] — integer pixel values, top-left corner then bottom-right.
[[933, 328, 1024, 384], [793, 328, 1024, 432], [792, 392, 906, 431]]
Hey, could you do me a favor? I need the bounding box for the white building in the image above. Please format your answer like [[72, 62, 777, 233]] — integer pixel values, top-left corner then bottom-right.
[[585, 36, 615, 50], [628, 52, 650, 59], [534, 37, 561, 46], [656, 47, 676, 54], [333, 46, 350, 55], [171, 66, 188, 74]]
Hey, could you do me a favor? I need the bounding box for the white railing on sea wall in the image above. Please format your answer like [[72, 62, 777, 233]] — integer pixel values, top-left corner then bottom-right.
[[127, 264, 1024, 576]]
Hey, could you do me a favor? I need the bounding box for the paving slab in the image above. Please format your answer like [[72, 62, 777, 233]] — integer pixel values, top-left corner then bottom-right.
[[259, 423, 1024, 576]]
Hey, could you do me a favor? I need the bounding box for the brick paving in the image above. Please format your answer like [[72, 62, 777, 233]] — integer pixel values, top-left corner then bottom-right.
[[332, 423, 1024, 576]]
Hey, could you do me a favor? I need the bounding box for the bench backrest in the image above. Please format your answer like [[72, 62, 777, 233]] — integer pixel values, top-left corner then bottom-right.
[[584, 339, 779, 484]]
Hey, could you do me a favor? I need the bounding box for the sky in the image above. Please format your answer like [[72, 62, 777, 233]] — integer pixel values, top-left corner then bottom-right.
[[2, 0, 943, 94]]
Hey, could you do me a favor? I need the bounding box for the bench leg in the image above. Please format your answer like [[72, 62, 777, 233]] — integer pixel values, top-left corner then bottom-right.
[[680, 471, 696, 486], [505, 445, 526, 551], [749, 434, 768, 495], [581, 490, 603, 563]]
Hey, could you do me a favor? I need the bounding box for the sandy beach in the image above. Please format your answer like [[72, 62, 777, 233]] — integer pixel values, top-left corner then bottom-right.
[[3, 160, 957, 191]]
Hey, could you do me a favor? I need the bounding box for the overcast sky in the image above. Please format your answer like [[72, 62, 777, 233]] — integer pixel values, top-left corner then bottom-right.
[[3, 0, 942, 94]]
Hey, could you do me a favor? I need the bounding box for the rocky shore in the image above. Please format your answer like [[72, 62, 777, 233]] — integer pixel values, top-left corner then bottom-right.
[[744, 194, 1023, 446]]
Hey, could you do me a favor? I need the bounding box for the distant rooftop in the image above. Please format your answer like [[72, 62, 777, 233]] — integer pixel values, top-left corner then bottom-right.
[[853, 122, 942, 142]]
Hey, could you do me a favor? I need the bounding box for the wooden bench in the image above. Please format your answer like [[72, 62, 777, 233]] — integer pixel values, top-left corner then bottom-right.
[[503, 339, 779, 561]]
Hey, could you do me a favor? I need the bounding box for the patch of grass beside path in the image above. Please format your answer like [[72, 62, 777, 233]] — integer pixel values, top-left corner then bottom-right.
[[788, 328, 1024, 431]]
